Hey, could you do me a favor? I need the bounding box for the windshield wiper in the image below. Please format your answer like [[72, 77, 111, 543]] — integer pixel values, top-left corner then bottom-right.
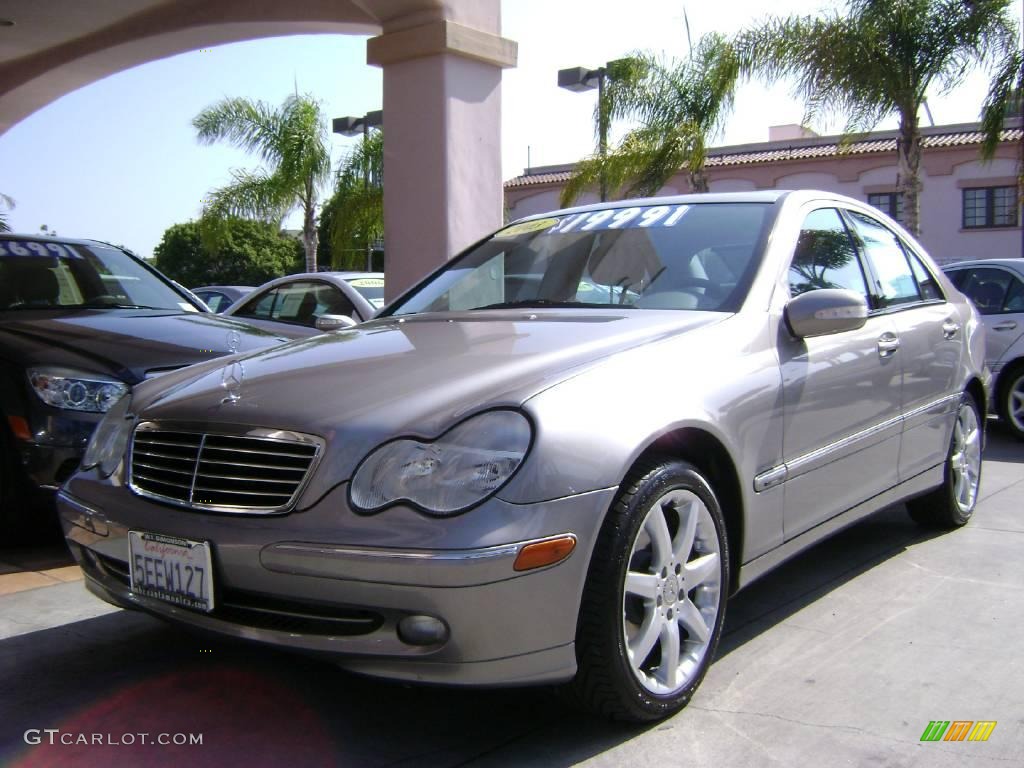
[[78, 301, 160, 309], [472, 299, 631, 310]]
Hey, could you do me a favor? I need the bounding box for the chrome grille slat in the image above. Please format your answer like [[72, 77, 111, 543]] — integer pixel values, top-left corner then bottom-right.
[[194, 471, 304, 484], [129, 425, 321, 514], [195, 462, 307, 475], [200, 445, 316, 459]]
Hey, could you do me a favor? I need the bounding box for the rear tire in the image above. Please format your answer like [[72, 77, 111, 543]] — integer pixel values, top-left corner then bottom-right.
[[907, 394, 983, 529], [568, 457, 729, 722], [997, 363, 1024, 441]]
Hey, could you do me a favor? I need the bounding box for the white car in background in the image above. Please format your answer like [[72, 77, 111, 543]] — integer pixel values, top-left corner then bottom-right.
[[944, 258, 1024, 439], [223, 272, 385, 335]]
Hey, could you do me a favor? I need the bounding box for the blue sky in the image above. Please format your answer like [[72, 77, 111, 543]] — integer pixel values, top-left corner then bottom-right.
[[0, 0, 1018, 260]]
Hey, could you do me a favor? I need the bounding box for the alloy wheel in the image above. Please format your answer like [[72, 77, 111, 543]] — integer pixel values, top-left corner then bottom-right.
[[622, 489, 722, 695]]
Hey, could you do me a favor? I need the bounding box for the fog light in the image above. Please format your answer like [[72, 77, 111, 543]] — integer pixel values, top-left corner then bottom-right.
[[397, 615, 448, 646]]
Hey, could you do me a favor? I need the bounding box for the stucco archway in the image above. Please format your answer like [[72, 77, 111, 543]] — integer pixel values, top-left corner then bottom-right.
[[0, 0, 517, 298]]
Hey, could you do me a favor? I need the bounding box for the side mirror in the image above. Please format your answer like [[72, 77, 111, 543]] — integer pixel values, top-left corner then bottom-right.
[[315, 314, 358, 332], [785, 289, 868, 339]]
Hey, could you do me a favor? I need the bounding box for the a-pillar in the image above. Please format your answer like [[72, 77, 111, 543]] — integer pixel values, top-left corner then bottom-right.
[[367, 4, 516, 301]]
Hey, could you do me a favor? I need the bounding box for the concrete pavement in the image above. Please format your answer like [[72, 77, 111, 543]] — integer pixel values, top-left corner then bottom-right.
[[1, 427, 1021, 767]]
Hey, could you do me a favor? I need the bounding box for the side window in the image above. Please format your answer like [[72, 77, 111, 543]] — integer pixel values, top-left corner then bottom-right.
[[905, 251, 943, 301], [957, 268, 1016, 315], [788, 208, 869, 300], [269, 281, 320, 325], [316, 284, 356, 318], [235, 288, 278, 319], [1005, 275, 1024, 312], [846, 211, 921, 307]]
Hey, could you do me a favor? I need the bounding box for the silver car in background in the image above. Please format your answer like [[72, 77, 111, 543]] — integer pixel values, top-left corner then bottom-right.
[[59, 191, 987, 722], [943, 258, 1024, 440]]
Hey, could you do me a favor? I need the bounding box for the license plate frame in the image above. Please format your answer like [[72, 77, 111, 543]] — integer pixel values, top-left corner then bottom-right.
[[128, 531, 215, 612]]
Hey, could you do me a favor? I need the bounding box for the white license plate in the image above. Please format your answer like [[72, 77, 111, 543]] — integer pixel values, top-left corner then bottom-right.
[[128, 531, 214, 612]]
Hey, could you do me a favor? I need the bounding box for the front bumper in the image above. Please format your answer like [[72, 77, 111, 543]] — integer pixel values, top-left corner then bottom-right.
[[58, 481, 615, 686]]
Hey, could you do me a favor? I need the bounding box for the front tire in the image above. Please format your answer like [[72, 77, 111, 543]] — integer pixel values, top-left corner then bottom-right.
[[907, 394, 983, 528], [997, 363, 1024, 441], [570, 457, 729, 722]]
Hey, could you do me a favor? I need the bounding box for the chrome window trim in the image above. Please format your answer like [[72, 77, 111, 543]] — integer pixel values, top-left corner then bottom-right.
[[127, 421, 325, 515]]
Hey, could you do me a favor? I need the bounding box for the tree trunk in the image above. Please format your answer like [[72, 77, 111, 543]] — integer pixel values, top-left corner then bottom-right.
[[303, 184, 317, 273], [897, 110, 922, 237], [689, 168, 709, 193]]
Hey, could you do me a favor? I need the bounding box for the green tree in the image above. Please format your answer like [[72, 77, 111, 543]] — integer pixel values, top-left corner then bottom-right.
[[318, 129, 384, 270], [193, 93, 331, 272], [737, 0, 1018, 237], [981, 53, 1022, 164], [0, 193, 14, 233], [561, 35, 739, 206], [153, 220, 303, 287]]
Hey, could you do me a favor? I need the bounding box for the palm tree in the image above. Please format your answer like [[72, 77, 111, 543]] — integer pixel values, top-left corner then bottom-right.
[[0, 193, 14, 233], [193, 94, 331, 272], [736, 0, 1018, 237], [981, 48, 1021, 162], [561, 34, 739, 206], [318, 129, 383, 271]]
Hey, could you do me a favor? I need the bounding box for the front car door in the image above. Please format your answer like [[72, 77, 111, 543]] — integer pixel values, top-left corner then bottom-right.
[[844, 210, 962, 481], [776, 206, 902, 539]]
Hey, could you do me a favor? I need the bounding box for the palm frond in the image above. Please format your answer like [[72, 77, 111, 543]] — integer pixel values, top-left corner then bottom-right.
[[0, 192, 13, 233], [192, 98, 285, 166]]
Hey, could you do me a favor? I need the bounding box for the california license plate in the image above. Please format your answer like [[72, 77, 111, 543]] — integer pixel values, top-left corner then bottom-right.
[[128, 531, 214, 612]]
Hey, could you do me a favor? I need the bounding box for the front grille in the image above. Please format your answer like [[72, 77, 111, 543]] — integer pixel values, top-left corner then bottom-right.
[[128, 425, 321, 513]]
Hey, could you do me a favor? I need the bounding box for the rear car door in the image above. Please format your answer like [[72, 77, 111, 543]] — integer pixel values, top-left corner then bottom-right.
[[778, 207, 902, 539], [844, 210, 962, 481]]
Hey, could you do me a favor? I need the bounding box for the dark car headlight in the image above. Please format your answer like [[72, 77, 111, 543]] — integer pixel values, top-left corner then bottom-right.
[[350, 410, 532, 516], [80, 394, 133, 477], [28, 367, 129, 413]]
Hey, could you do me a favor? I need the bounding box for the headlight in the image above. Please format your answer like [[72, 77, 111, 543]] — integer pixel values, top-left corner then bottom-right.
[[28, 368, 128, 413], [80, 394, 133, 477], [350, 410, 532, 516]]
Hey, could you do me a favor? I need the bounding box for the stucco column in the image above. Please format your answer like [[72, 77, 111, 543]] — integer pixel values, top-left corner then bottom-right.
[[367, 8, 516, 300]]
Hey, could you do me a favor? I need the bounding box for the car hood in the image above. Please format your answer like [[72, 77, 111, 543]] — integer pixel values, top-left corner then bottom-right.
[[132, 309, 725, 501], [0, 309, 291, 383]]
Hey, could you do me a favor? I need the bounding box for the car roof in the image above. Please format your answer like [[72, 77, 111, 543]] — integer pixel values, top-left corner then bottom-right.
[[192, 285, 256, 292], [0, 232, 124, 248], [943, 258, 1024, 272]]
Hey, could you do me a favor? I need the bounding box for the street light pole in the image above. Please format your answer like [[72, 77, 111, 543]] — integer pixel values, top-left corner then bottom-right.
[[558, 64, 619, 202], [333, 109, 383, 271]]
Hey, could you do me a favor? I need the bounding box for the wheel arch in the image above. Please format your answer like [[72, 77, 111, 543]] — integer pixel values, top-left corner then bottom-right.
[[629, 427, 745, 595]]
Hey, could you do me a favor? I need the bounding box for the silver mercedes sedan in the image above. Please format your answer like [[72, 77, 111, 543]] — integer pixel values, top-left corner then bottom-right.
[[58, 191, 987, 722]]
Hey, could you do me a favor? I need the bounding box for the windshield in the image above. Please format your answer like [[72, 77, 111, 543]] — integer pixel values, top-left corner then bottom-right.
[[0, 240, 197, 312], [345, 276, 386, 310], [387, 203, 771, 316]]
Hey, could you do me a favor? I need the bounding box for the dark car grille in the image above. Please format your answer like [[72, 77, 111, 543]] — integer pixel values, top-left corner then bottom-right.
[[129, 426, 321, 513]]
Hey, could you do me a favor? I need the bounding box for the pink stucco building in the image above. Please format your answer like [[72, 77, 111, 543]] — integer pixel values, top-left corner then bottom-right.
[[504, 119, 1023, 265]]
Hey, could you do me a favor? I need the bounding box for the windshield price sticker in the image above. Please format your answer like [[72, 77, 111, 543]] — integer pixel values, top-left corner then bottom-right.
[[128, 531, 215, 612], [0, 240, 80, 259], [349, 278, 385, 288], [538, 205, 691, 236]]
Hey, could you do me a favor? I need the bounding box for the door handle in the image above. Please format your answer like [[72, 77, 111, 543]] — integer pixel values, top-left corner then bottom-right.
[[993, 321, 1018, 331], [877, 333, 900, 357], [942, 320, 960, 339]]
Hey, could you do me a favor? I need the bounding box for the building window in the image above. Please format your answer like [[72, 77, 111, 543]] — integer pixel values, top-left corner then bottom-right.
[[962, 186, 1018, 229], [867, 192, 903, 223]]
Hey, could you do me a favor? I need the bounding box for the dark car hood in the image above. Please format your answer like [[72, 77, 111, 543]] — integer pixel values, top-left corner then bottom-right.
[[0, 309, 291, 383], [132, 309, 725, 497]]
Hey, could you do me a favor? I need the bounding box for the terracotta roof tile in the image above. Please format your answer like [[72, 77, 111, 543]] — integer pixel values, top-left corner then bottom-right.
[[504, 127, 1023, 189]]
